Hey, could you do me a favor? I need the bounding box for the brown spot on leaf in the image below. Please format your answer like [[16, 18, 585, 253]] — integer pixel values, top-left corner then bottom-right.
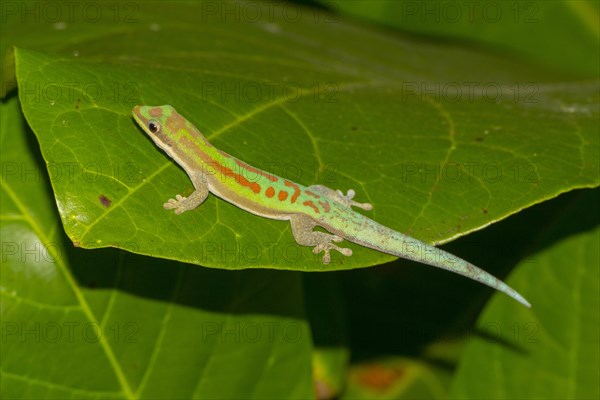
[[99, 194, 112, 207], [354, 364, 405, 391]]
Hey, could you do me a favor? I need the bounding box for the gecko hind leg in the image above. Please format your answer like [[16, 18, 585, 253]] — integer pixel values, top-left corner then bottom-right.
[[308, 185, 373, 211], [290, 215, 353, 264]]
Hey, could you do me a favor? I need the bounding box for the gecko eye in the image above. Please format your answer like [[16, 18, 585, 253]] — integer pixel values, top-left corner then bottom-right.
[[148, 120, 161, 133]]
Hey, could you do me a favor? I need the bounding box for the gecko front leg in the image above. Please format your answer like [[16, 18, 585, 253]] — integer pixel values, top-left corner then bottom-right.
[[308, 185, 373, 211], [290, 215, 353, 264], [164, 172, 209, 215]]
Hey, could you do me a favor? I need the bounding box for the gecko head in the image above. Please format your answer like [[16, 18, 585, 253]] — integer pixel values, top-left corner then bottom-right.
[[132, 105, 178, 150]]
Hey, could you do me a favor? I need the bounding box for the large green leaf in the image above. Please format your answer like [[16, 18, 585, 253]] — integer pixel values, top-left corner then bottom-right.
[[336, 188, 599, 399], [5, 0, 598, 270], [1, 1, 599, 398], [322, 0, 599, 77], [450, 196, 599, 398], [1, 95, 312, 398]]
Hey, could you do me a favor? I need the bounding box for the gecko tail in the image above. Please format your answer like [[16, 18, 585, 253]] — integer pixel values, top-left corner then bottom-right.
[[452, 261, 531, 308], [390, 233, 532, 308], [341, 217, 531, 308]]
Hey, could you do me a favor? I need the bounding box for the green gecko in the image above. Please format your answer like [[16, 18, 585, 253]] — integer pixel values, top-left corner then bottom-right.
[[132, 105, 530, 308]]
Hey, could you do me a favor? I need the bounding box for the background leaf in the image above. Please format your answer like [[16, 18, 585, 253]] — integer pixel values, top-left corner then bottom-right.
[[334, 189, 599, 399], [344, 355, 453, 399], [321, 0, 599, 77], [1, 95, 312, 398], [1, 1, 598, 399], [5, 0, 599, 269], [450, 191, 599, 399]]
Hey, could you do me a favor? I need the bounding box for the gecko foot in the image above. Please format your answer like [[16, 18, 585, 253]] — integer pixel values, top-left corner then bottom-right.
[[163, 187, 208, 215], [290, 215, 353, 264], [335, 189, 373, 211], [313, 235, 353, 264], [164, 194, 192, 215]]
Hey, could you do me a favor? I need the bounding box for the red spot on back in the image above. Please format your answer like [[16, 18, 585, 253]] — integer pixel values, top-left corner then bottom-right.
[[305, 190, 320, 198], [318, 201, 330, 212], [234, 159, 278, 182], [285, 181, 301, 203], [278, 191, 288, 201], [266, 187, 275, 198], [303, 200, 320, 214]]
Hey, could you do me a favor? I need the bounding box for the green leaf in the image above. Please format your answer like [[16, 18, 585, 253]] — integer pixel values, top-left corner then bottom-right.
[[5, 0, 598, 269], [337, 189, 598, 399], [1, 95, 313, 398], [305, 274, 349, 399], [2, 1, 599, 398], [450, 204, 599, 398], [322, 0, 600, 77]]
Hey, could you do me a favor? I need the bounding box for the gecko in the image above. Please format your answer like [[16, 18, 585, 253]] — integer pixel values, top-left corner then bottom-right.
[[132, 105, 530, 308]]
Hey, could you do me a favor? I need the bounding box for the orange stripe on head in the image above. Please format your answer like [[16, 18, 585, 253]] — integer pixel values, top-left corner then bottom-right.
[[303, 200, 320, 214], [149, 107, 163, 117], [278, 191, 288, 201], [165, 111, 188, 133], [165, 110, 212, 147], [284, 181, 301, 203], [234, 159, 278, 182], [266, 187, 275, 198]]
